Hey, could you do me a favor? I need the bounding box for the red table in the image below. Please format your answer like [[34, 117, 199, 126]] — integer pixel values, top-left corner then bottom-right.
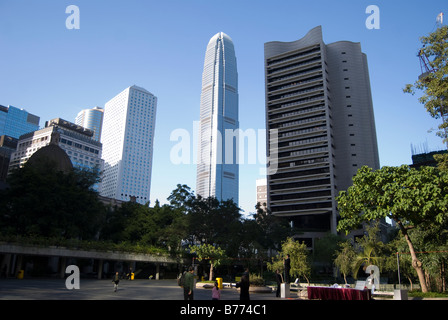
[[307, 286, 371, 300]]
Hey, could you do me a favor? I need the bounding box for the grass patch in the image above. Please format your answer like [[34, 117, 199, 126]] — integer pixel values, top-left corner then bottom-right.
[[408, 291, 448, 298]]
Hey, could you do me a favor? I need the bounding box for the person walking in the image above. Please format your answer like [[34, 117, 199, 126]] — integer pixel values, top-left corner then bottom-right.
[[235, 274, 250, 300], [212, 281, 221, 300], [112, 272, 120, 292], [183, 266, 195, 300], [275, 269, 283, 298]]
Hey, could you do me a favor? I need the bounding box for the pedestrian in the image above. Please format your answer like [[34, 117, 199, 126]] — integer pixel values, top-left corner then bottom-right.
[[275, 269, 283, 297], [183, 266, 195, 300], [112, 271, 120, 292], [283, 254, 291, 283], [212, 281, 221, 300], [235, 274, 250, 300]]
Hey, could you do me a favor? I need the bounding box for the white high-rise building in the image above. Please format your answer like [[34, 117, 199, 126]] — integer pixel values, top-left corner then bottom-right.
[[75, 106, 104, 142], [196, 32, 239, 204], [100, 85, 157, 205]]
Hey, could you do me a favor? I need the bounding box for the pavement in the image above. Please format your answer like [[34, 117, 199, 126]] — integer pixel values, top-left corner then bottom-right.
[[0, 278, 287, 300], [1, 278, 446, 319]]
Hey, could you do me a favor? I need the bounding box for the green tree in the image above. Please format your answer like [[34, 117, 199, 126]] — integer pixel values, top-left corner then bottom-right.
[[152, 200, 188, 253], [404, 25, 448, 168], [0, 159, 105, 240], [189, 243, 227, 281], [384, 237, 418, 291], [313, 232, 344, 275], [268, 237, 311, 284], [352, 222, 386, 279], [391, 225, 448, 292], [333, 240, 356, 285], [336, 165, 448, 292], [252, 202, 293, 252], [186, 195, 242, 256]]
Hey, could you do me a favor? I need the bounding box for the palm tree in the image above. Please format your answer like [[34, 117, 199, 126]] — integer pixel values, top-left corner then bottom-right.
[[352, 243, 382, 279]]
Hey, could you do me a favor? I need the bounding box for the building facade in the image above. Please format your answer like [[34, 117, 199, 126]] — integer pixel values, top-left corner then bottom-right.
[[264, 26, 379, 243], [8, 118, 103, 175], [256, 178, 267, 210], [0, 135, 18, 186], [100, 85, 157, 205], [196, 32, 239, 204], [0, 105, 40, 139], [75, 106, 104, 142]]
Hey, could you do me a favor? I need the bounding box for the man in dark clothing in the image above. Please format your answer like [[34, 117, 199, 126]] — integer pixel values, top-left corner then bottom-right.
[[235, 274, 250, 300], [284, 254, 291, 283], [183, 266, 195, 300], [275, 269, 283, 297]]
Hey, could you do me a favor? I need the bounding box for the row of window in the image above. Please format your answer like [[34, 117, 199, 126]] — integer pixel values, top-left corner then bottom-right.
[[59, 138, 99, 154]]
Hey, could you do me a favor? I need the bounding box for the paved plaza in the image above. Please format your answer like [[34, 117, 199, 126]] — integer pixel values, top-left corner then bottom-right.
[[0, 278, 285, 300], [0, 278, 445, 319]]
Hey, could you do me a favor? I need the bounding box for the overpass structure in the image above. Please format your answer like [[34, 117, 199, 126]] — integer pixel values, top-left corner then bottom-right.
[[0, 242, 183, 280]]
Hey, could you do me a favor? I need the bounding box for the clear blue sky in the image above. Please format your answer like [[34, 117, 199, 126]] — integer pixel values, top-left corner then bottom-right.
[[1, 0, 447, 216]]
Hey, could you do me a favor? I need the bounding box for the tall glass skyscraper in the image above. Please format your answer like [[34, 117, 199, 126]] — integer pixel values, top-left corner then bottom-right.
[[0, 105, 40, 139], [100, 86, 157, 205], [75, 106, 104, 142], [196, 32, 239, 204]]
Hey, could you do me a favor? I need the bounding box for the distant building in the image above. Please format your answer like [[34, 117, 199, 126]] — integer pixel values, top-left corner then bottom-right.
[[0, 105, 40, 139], [411, 149, 448, 168], [0, 135, 18, 186], [256, 178, 267, 209], [75, 106, 104, 142], [9, 118, 103, 179], [264, 26, 379, 243], [100, 85, 157, 205]]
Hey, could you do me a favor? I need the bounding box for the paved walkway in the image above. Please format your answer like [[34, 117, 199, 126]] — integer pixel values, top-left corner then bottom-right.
[[1, 278, 445, 319], [0, 278, 286, 300], [2, 278, 447, 301]]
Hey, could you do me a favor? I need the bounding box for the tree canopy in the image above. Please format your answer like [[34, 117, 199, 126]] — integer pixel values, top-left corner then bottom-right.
[[336, 165, 448, 292], [267, 237, 311, 284], [0, 159, 105, 240], [404, 25, 448, 168]]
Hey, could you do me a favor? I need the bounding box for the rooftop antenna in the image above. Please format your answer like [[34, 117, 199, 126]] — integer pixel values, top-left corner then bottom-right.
[[417, 12, 448, 148], [436, 12, 443, 27], [417, 46, 434, 81]]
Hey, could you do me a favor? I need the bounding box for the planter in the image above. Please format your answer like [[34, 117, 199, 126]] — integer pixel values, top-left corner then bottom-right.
[[248, 286, 272, 293], [394, 289, 408, 300]]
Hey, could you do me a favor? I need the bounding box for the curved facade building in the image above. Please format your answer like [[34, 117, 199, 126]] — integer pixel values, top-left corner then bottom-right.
[[196, 32, 239, 204], [264, 26, 379, 241], [75, 106, 104, 142]]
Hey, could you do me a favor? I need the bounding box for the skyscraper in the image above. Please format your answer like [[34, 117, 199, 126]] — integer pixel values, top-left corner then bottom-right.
[[100, 85, 157, 205], [196, 32, 239, 204], [264, 26, 379, 244], [75, 106, 104, 142], [0, 105, 40, 139]]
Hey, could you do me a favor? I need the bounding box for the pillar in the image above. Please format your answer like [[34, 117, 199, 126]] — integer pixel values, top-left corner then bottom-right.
[[97, 260, 103, 279], [59, 257, 67, 279], [14, 255, 23, 277]]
